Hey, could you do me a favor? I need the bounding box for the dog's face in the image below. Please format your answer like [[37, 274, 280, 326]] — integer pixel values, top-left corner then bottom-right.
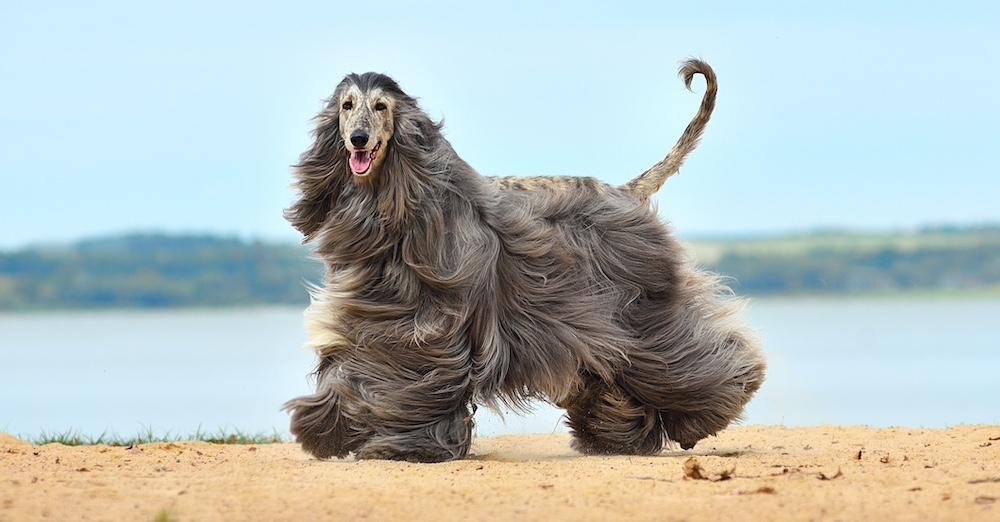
[[338, 83, 395, 179], [286, 72, 430, 238]]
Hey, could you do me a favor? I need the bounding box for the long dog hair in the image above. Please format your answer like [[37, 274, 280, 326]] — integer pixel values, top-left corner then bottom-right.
[[283, 60, 765, 462]]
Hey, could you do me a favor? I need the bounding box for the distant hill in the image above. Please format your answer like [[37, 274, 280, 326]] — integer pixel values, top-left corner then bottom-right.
[[1, 226, 998, 310], [0, 234, 319, 310], [685, 225, 1000, 295]]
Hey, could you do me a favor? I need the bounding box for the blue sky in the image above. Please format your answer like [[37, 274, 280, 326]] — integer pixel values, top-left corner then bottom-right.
[[1, 1, 997, 248]]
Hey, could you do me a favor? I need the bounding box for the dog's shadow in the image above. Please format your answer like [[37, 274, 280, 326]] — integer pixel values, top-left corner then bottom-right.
[[468, 452, 581, 463], [469, 447, 754, 462], [661, 448, 752, 458]]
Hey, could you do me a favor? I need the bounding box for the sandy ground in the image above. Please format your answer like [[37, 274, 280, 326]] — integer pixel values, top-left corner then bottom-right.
[[1, 426, 998, 521]]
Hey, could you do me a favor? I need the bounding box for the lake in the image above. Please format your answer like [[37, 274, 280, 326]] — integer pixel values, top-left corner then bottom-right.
[[2, 297, 998, 440]]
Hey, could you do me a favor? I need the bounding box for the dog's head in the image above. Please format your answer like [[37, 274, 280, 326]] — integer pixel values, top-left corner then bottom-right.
[[336, 75, 397, 179], [286, 72, 439, 239]]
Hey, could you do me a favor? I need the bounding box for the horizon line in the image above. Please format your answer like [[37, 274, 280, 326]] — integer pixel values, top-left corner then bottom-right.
[[3, 221, 999, 252]]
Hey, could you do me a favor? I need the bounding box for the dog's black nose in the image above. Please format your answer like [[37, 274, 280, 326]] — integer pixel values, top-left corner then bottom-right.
[[350, 131, 369, 148]]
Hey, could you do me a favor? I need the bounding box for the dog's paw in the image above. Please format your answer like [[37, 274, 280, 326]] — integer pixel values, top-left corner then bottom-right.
[[355, 425, 471, 463], [570, 432, 664, 456], [663, 412, 716, 452], [355, 443, 457, 463]]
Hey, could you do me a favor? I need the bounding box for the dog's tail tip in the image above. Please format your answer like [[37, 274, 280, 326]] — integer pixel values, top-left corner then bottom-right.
[[678, 59, 716, 91]]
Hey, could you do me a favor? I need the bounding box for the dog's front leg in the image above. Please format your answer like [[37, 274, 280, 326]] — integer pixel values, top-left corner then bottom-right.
[[353, 403, 475, 463], [350, 343, 475, 463]]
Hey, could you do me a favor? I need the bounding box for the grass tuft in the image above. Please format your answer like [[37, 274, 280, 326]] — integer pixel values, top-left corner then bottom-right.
[[152, 510, 177, 522], [31, 427, 284, 446]]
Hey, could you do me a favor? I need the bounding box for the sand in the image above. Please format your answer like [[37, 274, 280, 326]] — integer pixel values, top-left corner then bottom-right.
[[1, 426, 998, 521]]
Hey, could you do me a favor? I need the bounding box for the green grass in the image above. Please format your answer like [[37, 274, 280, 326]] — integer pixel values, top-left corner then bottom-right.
[[152, 510, 177, 522], [30, 427, 285, 446]]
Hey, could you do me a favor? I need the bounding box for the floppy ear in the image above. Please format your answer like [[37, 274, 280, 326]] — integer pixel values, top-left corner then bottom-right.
[[285, 107, 349, 241], [387, 102, 440, 158], [377, 101, 443, 227]]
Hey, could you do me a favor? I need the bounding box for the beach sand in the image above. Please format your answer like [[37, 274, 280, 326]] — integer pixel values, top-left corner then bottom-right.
[[2, 426, 998, 521]]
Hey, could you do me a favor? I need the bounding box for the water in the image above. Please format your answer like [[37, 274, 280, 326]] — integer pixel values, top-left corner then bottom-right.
[[2, 298, 998, 440]]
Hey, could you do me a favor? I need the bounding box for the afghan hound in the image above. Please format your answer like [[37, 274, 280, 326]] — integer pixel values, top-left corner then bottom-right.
[[283, 60, 766, 462]]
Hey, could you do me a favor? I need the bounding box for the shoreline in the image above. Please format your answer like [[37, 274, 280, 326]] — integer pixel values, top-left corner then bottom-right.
[[2, 291, 999, 316]]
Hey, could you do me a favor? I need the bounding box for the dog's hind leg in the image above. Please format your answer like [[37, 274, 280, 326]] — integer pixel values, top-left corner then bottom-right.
[[562, 376, 665, 455], [623, 268, 766, 450]]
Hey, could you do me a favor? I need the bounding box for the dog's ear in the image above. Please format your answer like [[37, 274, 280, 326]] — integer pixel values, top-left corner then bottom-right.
[[376, 100, 442, 228], [388, 102, 439, 157], [285, 106, 348, 241]]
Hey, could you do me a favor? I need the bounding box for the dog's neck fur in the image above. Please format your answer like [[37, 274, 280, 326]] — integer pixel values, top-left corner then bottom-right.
[[307, 109, 500, 307]]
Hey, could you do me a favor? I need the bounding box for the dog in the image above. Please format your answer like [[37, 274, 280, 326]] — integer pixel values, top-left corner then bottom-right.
[[283, 60, 765, 462]]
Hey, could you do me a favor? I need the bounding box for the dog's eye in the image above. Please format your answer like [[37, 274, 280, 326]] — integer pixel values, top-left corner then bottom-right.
[[374, 102, 387, 112], [341, 101, 353, 111]]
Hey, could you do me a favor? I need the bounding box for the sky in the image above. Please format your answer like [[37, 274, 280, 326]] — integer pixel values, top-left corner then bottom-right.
[[1, 1, 998, 248]]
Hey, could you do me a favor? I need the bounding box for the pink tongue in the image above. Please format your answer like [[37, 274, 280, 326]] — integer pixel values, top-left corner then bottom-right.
[[349, 152, 372, 174]]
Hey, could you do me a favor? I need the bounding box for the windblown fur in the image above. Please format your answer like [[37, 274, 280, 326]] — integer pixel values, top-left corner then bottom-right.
[[283, 61, 765, 462]]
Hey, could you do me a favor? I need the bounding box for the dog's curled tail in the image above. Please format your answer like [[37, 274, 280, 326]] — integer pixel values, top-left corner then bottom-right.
[[623, 59, 718, 201]]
